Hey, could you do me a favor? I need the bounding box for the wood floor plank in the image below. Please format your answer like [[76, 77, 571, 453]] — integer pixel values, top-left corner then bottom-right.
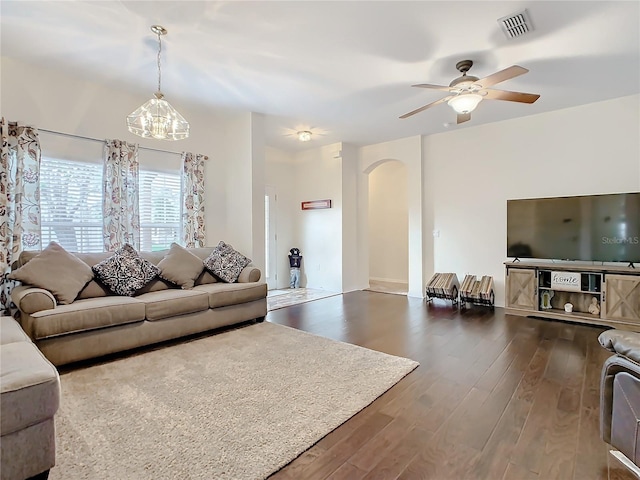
[[537, 385, 581, 479], [295, 411, 394, 480], [502, 462, 539, 480], [468, 336, 555, 479], [510, 378, 563, 473], [347, 417, 412, 472], [574, 331, 612, 480], [467, 396, 531, 480], [266, 291, 611, 479], [412, 379, 473, 433], [450, 349, 534, 452], [268, 444, 327, 480], [325, 461, 367, 480], [360, 427, 432, 480], [397, 432, 480, 480]]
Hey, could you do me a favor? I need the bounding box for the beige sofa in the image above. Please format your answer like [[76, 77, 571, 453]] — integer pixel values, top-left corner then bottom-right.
[[1, 315, 60, 480], [11, 247, 267, 367]]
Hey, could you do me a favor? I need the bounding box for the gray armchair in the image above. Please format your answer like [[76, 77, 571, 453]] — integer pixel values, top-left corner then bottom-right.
[[599, 330, 640, 478]]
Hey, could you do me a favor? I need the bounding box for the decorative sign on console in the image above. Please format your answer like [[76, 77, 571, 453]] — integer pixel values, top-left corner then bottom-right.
[[551, 271, 581, 291]]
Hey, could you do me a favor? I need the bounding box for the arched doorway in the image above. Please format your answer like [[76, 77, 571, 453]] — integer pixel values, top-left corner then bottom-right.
[[366, 160, 408, 295]]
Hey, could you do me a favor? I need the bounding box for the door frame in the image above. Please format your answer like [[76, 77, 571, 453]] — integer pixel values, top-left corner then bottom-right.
[[265, 185, 278, 290]]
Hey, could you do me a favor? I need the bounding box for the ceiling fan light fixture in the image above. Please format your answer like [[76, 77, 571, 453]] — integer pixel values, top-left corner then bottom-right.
[[127, 25, 189, 141], [297, 130, 312, 142], [448, 93, 483, 114]]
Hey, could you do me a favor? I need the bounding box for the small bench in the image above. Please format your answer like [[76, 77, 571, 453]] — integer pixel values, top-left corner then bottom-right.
[[1, 315, 60, 480]]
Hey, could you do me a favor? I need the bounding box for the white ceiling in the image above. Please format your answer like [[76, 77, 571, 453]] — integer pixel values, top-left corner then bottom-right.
[[2, 1, 639, 152]]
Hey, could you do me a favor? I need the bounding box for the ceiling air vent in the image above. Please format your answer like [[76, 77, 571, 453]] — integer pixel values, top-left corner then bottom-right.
[[498, 9, 534, 39]]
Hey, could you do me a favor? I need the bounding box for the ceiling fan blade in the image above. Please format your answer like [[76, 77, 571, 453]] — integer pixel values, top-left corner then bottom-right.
[[400, 96, 451, 119], [483, 89, 540, 104], [411, 83, 452, 92], [457, 113, 471, 124], [476, 65, 529, 88]]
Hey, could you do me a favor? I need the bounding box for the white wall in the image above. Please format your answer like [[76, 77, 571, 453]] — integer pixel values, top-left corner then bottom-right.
[[368, 160, 408, 283], [294, 143, 344, 291], [423, 94, 640, 307], [2, 57, 261, 259], [340, 143, 360, 293], [222, 112, 265, 270]]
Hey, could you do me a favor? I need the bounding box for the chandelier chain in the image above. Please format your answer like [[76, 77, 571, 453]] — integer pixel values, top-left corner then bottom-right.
[[156, 31, 162, 94]]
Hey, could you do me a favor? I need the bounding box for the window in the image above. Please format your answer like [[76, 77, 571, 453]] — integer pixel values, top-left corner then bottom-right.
[[139, 170, 181, 251], [40, 158, 103, 252], [40, 157, 181, 253]]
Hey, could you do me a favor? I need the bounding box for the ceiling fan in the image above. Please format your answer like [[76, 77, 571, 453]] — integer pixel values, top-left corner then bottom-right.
[[400, 60, 540, 124]]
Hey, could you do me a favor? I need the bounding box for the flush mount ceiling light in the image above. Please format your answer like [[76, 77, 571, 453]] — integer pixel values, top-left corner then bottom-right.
[[297, 131, 312, 142], [127, 25, 189, 141], [447, 93, 484, 114]]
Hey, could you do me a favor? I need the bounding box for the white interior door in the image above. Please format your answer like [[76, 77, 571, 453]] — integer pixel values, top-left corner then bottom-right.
[[265, 186, 278, 290]]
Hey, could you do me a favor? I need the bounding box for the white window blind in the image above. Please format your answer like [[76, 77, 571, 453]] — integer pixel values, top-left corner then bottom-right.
[[40, 158, 103, 253], [40, 157, 182, 253], [139, 170, 181, 251]]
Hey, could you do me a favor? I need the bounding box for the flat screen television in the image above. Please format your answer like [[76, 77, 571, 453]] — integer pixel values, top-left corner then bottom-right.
[[507, 192, 640, 263]]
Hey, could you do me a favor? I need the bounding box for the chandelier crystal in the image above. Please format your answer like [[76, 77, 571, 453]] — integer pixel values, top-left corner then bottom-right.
[[127, 25, 189, 141]]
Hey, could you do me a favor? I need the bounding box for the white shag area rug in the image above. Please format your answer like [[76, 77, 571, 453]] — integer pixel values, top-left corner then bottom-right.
[[50, 321, 419, 480]]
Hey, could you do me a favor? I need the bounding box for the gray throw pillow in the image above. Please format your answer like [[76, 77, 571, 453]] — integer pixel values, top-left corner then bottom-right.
[[157, 243, 204, 289], [92, 244, 159, 296], [8, 241, 94, 305], [203, 241, 251, 283]]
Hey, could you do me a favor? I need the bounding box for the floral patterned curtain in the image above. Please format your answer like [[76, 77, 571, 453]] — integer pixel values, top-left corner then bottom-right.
[[0, 118, 42, 313], [103, 139, 140, 251], [181, 152, 206, 247]]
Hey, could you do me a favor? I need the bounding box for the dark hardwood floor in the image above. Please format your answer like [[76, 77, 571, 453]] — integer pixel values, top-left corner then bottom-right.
[[266, 290, 632, 480]]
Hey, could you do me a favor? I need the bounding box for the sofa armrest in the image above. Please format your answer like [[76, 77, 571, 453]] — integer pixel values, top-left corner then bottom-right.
[[599, 339, 640, 444], [11, 286, 56, 315], [237, 265, 261, 283], [599, 330, 640, 364]]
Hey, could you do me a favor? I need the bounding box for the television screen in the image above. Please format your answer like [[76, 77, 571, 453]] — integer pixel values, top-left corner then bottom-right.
[[507, 192, 640, 263]]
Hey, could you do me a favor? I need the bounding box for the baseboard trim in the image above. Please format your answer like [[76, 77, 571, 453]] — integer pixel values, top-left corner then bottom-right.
[[369, 277, 408, 284]]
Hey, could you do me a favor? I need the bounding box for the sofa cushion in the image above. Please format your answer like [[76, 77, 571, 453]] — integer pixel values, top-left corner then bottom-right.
[[30, 296, 146, 340], [157, 243, 204, 289], [193, 282, 267, 308], [194, 269, 218, 286], [203, 241, 251, 283], [92, 244, 159, 296], [8, 242, 94, 305], [135, 289, 210, 321], [0, 341, 59, 435], [0, 316, 31, 345]]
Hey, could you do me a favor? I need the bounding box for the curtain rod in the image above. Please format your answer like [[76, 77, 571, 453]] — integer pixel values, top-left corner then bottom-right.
[[38, 128, 208, 160]]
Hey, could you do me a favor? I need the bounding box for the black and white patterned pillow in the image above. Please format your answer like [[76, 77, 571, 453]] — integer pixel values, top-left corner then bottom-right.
[[203, 241, 251, 283], [92, 244, 159, 296]]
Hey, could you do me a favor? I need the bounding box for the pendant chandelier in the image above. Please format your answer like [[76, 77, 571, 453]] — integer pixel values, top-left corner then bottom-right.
[[127, 25, 189, 141]]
